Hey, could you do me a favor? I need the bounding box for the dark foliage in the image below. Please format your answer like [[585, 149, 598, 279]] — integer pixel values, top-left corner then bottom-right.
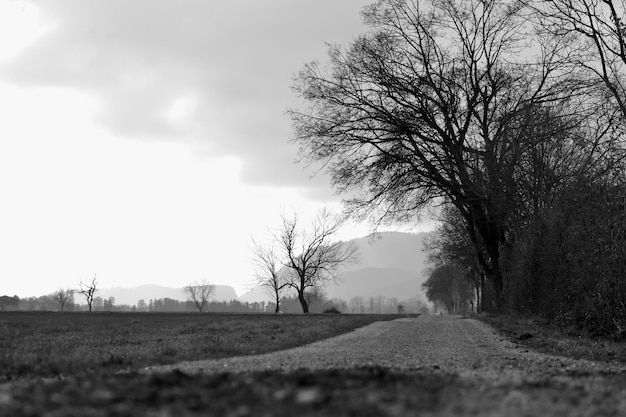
[[291, 0, 626, 336]]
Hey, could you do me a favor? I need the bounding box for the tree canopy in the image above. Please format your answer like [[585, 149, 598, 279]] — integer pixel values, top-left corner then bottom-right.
[[291, 0, 626, 327]]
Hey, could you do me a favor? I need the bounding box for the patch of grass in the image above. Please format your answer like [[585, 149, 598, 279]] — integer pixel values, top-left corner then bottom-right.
[[478, 314, 626, 364], [0, 312, 401, 381]]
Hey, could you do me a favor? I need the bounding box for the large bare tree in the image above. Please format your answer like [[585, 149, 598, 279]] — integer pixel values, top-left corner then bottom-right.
[[278, 209, 358, 313], [530, 0, 626, 119], [290, 0, 573, 311], [54, 288, 74, 312], [184, 279, 215, 312], [250, 238, 290, 313]]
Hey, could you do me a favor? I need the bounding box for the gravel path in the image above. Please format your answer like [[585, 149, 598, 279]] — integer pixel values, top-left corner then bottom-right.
[[146, 315, 624, 377], [145, 315, 626, 416]]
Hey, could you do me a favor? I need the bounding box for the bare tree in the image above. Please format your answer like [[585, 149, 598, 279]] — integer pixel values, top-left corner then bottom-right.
[[530, 0, 626, 119], [184, 279, 215, 312], [289, 0, 578, 311], [54, 288, 74, 312], [79, 276, 97, 312], [278, 208, 358, 313], [250, 238, 290, 313]]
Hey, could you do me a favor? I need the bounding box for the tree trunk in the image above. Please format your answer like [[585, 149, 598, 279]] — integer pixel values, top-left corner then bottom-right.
[[482, 269, 505, 313], [480, 273, 485, 313], [477, 224, 506, 313], [298, 290, 309, 313], [274, 292, 280, 313], [487, 244, 505, 313], [474, 284, 482, 313], [492, 270, 504, 312]]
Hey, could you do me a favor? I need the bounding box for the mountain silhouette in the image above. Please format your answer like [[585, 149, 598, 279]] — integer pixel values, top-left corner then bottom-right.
[[240, 231, 429, 303], [341, 231, 429, 273], [98, 232, 430, 306], [326, 267, 422, 300]]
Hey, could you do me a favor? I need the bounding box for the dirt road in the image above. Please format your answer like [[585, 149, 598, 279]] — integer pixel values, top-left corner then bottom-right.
[[148, 315, 626, 416]]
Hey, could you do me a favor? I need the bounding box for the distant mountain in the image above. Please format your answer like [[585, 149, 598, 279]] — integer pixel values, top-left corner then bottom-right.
[[341, 231, 429, 273], [327, 267, 422, 300], [238, 231, 430, 303], [99, 284, 238, 307], [238, 285, 272, 304]]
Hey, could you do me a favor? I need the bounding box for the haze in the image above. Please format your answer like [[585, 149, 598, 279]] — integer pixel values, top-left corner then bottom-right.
[[0, 1, 434, 298]]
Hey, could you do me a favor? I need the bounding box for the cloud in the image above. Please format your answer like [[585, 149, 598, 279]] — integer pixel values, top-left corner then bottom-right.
[[0, 0, 370, 198]]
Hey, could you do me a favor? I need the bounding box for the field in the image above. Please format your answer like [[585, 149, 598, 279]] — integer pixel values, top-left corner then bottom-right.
[[479, 313, 626, 364], [3, 312, 626, 416], [1, 312, 414, 416], [0, 311, 400, 381]]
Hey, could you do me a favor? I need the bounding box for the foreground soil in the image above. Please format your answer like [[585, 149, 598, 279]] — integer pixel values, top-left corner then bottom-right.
[[3, 315, 626, 416]]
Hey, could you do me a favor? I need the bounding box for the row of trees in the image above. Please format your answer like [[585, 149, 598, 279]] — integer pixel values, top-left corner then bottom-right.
[[5, 277, 219, 313], [10, 294, 275, 313], [46, 276, 99, 312], [422, 206, 484, 314], [290, 0, 626, 334], [16, 294, 117, 312], [275, 294, 428, 314], [6, 292, 425, 314]]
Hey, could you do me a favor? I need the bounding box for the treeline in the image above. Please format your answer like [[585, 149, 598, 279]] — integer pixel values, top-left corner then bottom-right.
[[290, 0, 626, 336], [424, 178, 626, 334], [5, 295, 272, 313], [1, 293, 428, 314], [279, 294, 429, 315]]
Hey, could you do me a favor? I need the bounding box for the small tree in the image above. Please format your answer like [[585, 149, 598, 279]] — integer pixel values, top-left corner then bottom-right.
[[79, 276, 98, 312], [278, 208, 358, 313], [184, 279, 215, 312], [54, 288, 74, 312], [250, 238, 290, 313]]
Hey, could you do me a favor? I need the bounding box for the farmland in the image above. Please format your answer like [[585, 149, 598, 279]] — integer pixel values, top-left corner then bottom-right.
[[0, 311, 400, 381], [3, 313, 626, 416], [0, 312, 406, 416]]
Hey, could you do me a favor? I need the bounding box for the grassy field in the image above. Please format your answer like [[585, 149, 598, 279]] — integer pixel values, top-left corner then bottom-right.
[[478, 314, 626, 364], [0, 311, 401, 381], [4, 312, 625, 416], [0, 312, 446, 417]]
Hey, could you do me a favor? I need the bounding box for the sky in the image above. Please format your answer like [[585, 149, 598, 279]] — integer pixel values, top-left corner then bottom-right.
[[0, 0, 432, 299]]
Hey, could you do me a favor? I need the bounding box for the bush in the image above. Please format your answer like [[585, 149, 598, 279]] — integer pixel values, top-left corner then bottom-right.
[[503, 180, 626, 338], [323, 307, 341, 314]]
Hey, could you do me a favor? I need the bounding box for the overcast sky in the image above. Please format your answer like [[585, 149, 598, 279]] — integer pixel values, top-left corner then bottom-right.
[[0, 0, 431, 299]]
